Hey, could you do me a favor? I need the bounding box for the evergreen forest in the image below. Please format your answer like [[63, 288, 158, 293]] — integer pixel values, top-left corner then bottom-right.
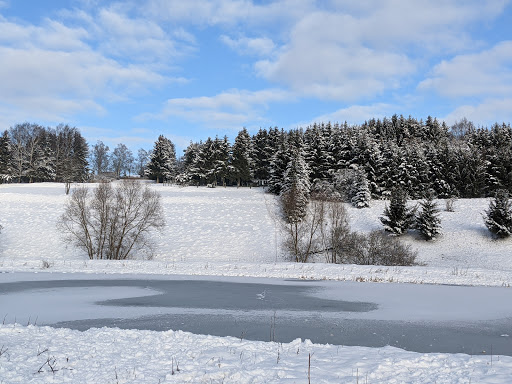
[[1, 115, 512, 200]]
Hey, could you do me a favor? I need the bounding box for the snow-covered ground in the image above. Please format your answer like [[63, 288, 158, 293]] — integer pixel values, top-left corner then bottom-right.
[[1, 182, 511, 286], [1, 324, 511, 384], [1, 182, 512, 383]]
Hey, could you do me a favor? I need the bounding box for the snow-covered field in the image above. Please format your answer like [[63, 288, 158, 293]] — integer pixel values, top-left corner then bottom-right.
[[2, 324, 511, 384], [1, 182, 511, 286], [1, 182, 512, 383]]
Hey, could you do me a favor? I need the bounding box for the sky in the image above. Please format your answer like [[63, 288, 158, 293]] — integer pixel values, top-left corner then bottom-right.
[[0, 0, 511, 155]]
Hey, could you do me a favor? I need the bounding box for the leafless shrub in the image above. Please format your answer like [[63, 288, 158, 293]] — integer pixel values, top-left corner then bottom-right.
[[445, 197, 457, 212], [281, 197, 323, 263], [317, 195, 350, 263], [281, 192, 350, 263], [59, 180, 165, 260], [333, 230, 417, 266]]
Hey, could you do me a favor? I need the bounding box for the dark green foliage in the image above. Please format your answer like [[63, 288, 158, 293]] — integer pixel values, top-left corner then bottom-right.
[[484, 189, 512, 238], [380, 187, 417, 235], [267, 130, 290, 194], [231, 128, 253, 187], [416, 191, 442, 240], [351, 168, 371, 208], [146, 135, 177, 183], [281, 148, 310, 223], [0, 130, 13, 182]]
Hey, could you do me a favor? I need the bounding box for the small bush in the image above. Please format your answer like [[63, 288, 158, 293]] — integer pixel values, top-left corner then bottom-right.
[[333, 230, 417, 266], [445, 197, 457, 212]]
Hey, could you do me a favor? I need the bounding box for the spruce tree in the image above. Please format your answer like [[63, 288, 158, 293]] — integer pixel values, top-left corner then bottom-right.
[[351, 168, 371, 208], [231, 128, 253, 187], [70, 131, 89, 181], [146, 135, 177, 183], [416, 191, 442, 240], [0, 130, 13, 183], [252, 128, 272, 184], [380, 187, 416, 235], [484, 189, 512, 238], [281, 148, 310, 223], [267, 131, 290, 195]]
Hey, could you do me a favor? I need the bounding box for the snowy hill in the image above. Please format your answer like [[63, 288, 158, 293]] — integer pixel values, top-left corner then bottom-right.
[[1, 182, 511, 286]]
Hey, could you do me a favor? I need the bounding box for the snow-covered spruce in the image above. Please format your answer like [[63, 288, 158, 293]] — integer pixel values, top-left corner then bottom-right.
[[351, 168, 371, 208], [484, 189, 512, 238], [380, 187, 416, 235], [146, 135, 177, 184], [416, 191, 442, 240]]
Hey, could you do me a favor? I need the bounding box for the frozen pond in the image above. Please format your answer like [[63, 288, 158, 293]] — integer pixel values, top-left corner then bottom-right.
[[1, 274, 511, 356]]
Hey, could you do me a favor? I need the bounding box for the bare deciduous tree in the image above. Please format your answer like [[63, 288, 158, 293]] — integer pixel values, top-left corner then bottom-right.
[[318, 196, 350, 264], [59, 180, 165, 260], [281, 191, 349, 263]]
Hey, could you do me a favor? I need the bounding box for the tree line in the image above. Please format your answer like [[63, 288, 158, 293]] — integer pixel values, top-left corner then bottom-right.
[[2, 116, 512, 200], [179, 116, 512, 200], [0, 123, 88, 184]]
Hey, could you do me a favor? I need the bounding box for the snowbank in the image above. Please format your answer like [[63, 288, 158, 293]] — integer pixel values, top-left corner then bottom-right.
[[1, 324, 510, 383]]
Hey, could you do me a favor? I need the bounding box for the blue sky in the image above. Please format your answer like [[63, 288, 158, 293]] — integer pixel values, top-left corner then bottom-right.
[[0, 0, 511, 154]]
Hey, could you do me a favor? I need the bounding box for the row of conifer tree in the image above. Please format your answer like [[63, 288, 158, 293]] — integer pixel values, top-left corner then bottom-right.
[[2, 116, 512, 201]]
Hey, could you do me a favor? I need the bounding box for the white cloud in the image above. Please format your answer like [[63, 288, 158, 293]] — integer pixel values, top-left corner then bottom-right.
[[324, 0, 508, 52], [220, 35, 275, 56], [141, 88, 293, 129], [311, 103, 397, 125], [443, 98, 512, 127], [418, 41, 512, 98], [96, 8, 185, 63], [0, 45, 164, 100], [0, 17, 89, 51], [255, 11, 415, 101], [0, 5, 192, 125], [143, 0, 315, 27]]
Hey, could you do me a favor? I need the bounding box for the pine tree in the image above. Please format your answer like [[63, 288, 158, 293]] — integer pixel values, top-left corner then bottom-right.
[[351, 168, 371, 208], [211, 136, 231, 186], [0, 130, 13, 183], [380, 187, 416, 235], [267, 130, 290, 194], [416, 191, 442, 240], [70, 130, 89, 182], [252, 128, 273, 185], [281, 147, 311, 223], [304, 124, 331, 183], [146, 135, 177, 183], [231, 128, 253, 187], [32, 131, 56, 181], [180, 141, 201, 185], [484, 189, 512, 238]]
